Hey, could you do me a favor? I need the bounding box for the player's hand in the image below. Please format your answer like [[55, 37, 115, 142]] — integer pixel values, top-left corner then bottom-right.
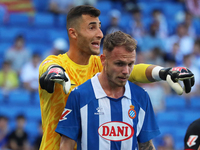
[[159, 67, 195, 95], [39, 65, 71, 94]]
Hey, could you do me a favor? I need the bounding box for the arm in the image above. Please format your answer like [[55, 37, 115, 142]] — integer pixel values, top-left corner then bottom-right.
[[60, 135, 76, 150], [138, 140, 156, 150], [129, 64, 194, 95]]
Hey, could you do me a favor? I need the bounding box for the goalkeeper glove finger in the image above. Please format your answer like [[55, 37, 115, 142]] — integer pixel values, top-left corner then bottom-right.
[[39, 65, 71, 94], [159, 67, 194, 95]]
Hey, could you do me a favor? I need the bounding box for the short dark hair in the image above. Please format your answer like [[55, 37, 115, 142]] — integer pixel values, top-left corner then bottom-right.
[[103, 31, 137, 52], [66, 5, 101, 30]]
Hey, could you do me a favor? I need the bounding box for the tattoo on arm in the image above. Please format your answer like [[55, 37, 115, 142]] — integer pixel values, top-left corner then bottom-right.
[[139, 140, 156, 150]]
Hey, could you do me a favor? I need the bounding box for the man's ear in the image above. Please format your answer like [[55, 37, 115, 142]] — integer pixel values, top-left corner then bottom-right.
[[100, 54, 106, 66], [68, 28, 77, 39]]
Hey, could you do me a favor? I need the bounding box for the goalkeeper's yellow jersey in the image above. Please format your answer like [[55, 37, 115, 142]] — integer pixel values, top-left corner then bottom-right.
[[38, 53, 151, 150]]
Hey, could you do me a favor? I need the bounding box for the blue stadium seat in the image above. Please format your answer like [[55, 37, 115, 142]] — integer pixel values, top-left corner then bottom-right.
[[48, 29, 69, 42], [0, 104, 24, 120], [156, 111, 181, 126], [190, 96, 200, 109], [181, 111, 200, 127], [0, 42, 10, 56], [27, 43, 51, 55], [8, 89, 31, 105], [26, 28, 50, 43], [34, 13, 54, 27], [0, 27, 27, 42], [95, 1, 113, 15], [24, 106, 41, 121], [165, 95, 186, 110], [9, 13, 30, 26], [33, 0, 49, 12]]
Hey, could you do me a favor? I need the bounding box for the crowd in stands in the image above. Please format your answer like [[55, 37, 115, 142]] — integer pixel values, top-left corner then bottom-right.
[[0, 0, 200, 149]]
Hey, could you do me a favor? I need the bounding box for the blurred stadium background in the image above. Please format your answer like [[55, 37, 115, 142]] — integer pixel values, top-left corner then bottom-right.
[[0, 0, 200, 149]]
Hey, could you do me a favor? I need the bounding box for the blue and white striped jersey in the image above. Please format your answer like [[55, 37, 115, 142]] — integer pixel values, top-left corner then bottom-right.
[[56, 74, 160, 150]]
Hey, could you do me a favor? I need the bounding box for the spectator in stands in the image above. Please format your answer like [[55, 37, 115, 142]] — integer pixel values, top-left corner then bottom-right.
[[0, 115, 9, 149], [8, 115, 30, 150], [48, 0, 74, 14], [165, 23, 194, 56], [32, 121, 42, 150], [141, 82, 166, 114], [185, 0, 200, 18], [74, 0, 97, 6], [20, 53, 41, 97], [182, 11, 197, 38], [4, 35, 31, 74], [129, 8, 145, 47], [140, 22, 165, 52], [157, 134, 175, 150], [191, 38, 200, 69], [43, 38, 68, 59], [0, 61, 19, 100], [105, 9, 125, 34], [151, 9, 168, 38], [164, 43, 183, 66]]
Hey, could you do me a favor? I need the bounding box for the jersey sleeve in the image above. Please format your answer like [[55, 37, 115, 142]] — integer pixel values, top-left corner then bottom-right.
[[137, 91, 160, 143], [39, 55, 62, 77], [55, 89, 81, 141], [129, 64, 151, 83]]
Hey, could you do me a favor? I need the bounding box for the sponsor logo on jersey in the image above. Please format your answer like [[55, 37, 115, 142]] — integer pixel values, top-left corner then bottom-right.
[[94, 107, 104, 115], [42, 60, 52, 66], [128, 105, 136, 119], [98, 121, 134, 141], [59, 108, 72, 121], [187, 135, 198, 147]]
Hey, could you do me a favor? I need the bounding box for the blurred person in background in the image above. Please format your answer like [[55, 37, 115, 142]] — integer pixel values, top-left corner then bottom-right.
[[4, 35, 31, 74], [32, 121, 43, 150], [184, 118, 200, 150], [20, 53, 41, 100], [48, 0, 74, 14], [0, 115, 9, 150], [0, 61, 19, 100], [182, 11, 197, 38], [151, 9, 168, 39], [105, 9, 125, 34], [165, 23, 194, 56], [140, 22, 165, 52], [43, 38, 68, 59], [7, 115, 30, 150], [185, 0, 200, 18], [129, 8, 145, 48], [191, 38, 200, 69], [157, 134, 175, 150]]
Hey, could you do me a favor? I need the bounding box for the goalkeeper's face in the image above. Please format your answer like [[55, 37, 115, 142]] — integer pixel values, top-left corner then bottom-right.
[[103, 46, 136, 87], [76, 15, 103, 56]]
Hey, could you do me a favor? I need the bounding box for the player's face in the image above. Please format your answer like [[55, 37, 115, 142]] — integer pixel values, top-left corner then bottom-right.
[[77, 14, 103, 55], [103, 46, 136, 87]]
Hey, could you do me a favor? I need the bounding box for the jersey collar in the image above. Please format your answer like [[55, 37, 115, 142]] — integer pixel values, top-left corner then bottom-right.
[[91, 73, 131, 100]]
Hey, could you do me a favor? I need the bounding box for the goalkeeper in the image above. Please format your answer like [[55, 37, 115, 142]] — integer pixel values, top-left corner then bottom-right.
[[38, 5, 194, 150]]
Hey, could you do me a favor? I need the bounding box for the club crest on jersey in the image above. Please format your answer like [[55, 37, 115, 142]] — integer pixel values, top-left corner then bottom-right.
[[128, 105, 136, 119], [187, 135, 198, 147], [59, 108, 72, 121], [98, 121, 134, 141]]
